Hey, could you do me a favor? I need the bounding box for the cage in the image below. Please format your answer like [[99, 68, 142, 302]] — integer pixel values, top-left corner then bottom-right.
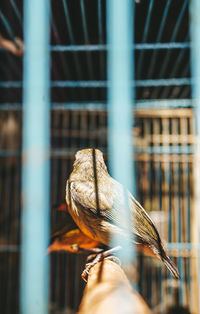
[[0, 0, 199, 313]]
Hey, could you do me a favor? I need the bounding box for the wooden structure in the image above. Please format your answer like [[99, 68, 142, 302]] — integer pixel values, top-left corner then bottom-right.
[[78, 260, 152, 314]]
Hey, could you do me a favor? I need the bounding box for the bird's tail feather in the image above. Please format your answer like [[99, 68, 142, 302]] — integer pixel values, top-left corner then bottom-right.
[[163, 255, 180, 279]]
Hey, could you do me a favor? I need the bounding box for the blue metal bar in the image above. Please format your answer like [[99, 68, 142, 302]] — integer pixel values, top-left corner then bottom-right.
[[161, 34, 189, 99], [159, 0, 188, 78], [175, 60, 191, 99], [107, 0, 135, 265], [48, 20, 63, 102], [0, 9, 21, 50], [52, 80, 105, 88], [50, 7, 73, 99], [136, 0, 154, 78], [43, 98, 195, 110], [134, 78, 190, 87], [21, 0, 50, 313], [152, 0, 188, 99], [190, 0, 200, 311], [132, 99, 193, 109], [0, 145, 196, 158], [62, 0, 85, 99], [80, 0, 94, 81], [0, 9, 16, 40], [98, 0, 104, 44], [134, 146, 195, 154], [79, 0, 95, 99], [50, 7, 75, 101], [10, 0, 23, 27], [167, 242, 200, 251], [50, 78, 190, 87], [123, 42, 190, 50], [0, 53, 22, 99], [170, 37, 190, 76], [97, 0, 104, 81], [0, 78, 191, 88], [180, 86, 190, 99], [62, 0, 83, 81], [0, 7, 22, 83], [0, 82, 23, 87], [141, 0, 154, 44], [0, 99, 194, 111], [147, 0, 171, 79], [50, 42, 190, 51], [62, 0, 75, 43]]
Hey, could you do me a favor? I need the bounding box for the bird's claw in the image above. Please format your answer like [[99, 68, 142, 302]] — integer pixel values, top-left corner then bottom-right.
[[81, 268, 90, 282], [81, 249, 122, 282], [86, 253, 97, 263], [81, 253, 103, 282]]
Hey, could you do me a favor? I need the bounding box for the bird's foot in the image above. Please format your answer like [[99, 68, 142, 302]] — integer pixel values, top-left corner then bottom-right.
[[86, 249, 104, 263], [81, 246, 121, 282]]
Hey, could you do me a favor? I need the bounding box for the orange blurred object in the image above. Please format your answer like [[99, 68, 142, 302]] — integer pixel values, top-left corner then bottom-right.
[[48, 212, 100, 253], [53, 203, 68, 212], [0, 35, 24, 56], [48, 228, 100, 253]]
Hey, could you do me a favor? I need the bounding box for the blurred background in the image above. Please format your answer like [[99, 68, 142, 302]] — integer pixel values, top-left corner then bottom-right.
[[0, 0, 196, 313]]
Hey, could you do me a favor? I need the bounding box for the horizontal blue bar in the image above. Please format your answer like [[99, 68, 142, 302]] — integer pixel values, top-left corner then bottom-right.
[[0, 42, 190, 54], [50, 42, 190, 52], [0, 78, 191, 88], [0, 146, 195, 157], [0, 82, 22, 88], [167, 243, 200, 250], [52, 146, 195, 156], [136, 146, 195, 155], [135, 78, 191, 87], [0, 99, 194, 111], [51, 99, 193, 109]]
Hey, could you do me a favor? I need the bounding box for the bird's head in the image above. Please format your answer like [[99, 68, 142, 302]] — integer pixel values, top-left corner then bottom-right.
[[73, 148, 107, 172]]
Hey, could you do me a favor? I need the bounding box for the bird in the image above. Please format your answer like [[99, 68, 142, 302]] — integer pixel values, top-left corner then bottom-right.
[[65, 148, 180, 279]]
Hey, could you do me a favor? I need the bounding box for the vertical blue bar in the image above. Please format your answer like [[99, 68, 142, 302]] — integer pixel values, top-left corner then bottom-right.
[[107, 0, 135, 263], [21, 1, 50, 314], [190, 0, 200, 312]]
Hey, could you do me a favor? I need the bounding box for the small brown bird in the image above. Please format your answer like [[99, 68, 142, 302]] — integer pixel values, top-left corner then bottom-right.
[[66, 148, 180, 279]]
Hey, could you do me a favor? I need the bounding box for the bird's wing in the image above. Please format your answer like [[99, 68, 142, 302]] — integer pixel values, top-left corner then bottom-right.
[[69, 178, 136, 231], [69, 178, 162, 249], [128, 193, 162, 248]]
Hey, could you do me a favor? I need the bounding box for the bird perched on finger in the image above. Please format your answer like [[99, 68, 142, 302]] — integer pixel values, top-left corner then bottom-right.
[[66, 148, 180, 279]]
